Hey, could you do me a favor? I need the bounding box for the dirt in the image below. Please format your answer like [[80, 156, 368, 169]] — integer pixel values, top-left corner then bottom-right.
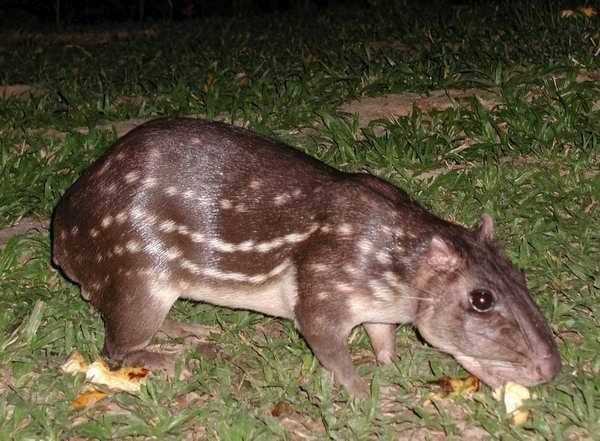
[[0, 218, 48, 247], [0, 84, 45, 99], [338, 88, 498, 128]]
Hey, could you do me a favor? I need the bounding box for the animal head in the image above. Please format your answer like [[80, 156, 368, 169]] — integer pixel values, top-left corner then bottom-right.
[[412, 215, 561, 388]]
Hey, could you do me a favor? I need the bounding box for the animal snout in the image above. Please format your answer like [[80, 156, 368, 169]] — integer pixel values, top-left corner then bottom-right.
[[534, 350, 561, 383]]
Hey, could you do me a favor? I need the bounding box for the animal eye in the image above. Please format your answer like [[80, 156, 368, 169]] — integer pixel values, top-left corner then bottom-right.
[[469, 289, 495, 312]]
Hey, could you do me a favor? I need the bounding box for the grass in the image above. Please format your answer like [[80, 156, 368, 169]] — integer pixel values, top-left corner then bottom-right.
[[0, 0, 599, 439]]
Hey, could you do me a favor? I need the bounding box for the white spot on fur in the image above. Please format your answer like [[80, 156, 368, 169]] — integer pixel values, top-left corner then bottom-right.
[[178, 225, 190, 235], [381, 226, 393, 236], [96, 254, 103, 263], [71, 226, 79, 235], [97, 160, 111, 176], [145, 241, 163, 255], [256, 238, 285, 253], [183, 190, 196, 199], [237, 240, 255, 251], [113, 245, 124, 255], [142, 177, 157, 188], [249, 180, 262, 190], [115, 211, 128, 224], [126, 240, 141, 253], [165, 186, 178, 196], [316, 291, 329, 301], [105, 183, 117, 194], [336, 282, 354, 293], [310, 263, 329, 272], [124, 171, 140, 183], [220, 199, 233, 209], [159, 220, 176, 233], [320, 224, 332, 233], [191, 232, 205, 243], [292, 188, 302, 197], [210, 239, 236, 253], [90, 228, 99, 238], [190, 137, 202, 144], [181, 259, 201, 274], [376, 251, 392, 265], [274, 193, 291, 206], [337, 223, 353, 236], [343, 264, 358, 275], [115, 152, 125, 160], [357, 239, 373, 255], [145, 213, 158, 226], [101, 216, 113, 228], [130, 206, 145, 220]]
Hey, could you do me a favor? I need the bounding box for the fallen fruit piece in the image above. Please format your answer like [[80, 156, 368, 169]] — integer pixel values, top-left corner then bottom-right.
[[71, 387, 109, 410], [61, 352, 149, 392], [61, 352, 88, 374], [432, 375, 481, 398], [86, 360, 149, 393], [494, 382, 530, 426]]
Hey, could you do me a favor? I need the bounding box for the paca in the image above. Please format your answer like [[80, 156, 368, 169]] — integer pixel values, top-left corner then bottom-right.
[[52, 118, 560, 397]]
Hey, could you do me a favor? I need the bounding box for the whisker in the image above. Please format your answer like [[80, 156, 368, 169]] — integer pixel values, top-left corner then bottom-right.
[[421, 324, 527, 362]]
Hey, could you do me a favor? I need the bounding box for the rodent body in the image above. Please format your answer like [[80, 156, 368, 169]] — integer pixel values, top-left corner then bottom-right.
[[52, 118, 561, 396]]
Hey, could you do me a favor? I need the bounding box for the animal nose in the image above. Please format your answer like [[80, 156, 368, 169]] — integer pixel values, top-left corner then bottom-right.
[[535, 350, 561, 382]]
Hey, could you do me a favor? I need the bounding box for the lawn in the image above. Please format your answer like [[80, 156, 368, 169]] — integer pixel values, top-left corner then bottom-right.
[[0, 1, 599, 439]]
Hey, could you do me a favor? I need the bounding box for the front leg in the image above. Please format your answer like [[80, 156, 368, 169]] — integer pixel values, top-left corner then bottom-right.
[[294, 271, 369, 398], [364, 323, 397, 365]]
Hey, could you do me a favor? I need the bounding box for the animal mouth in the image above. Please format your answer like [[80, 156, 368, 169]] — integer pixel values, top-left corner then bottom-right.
[[454, 354, 558, 389]]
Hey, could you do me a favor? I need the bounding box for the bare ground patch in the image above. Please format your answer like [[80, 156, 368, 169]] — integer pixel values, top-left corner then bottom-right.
[[0, 84, 45, 99], [0, 218, 48, 247], [338, 89, 499, 128]]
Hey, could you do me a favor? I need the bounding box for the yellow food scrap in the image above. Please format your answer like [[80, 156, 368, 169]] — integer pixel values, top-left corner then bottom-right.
[[494, 382, 530, 426], [61, 352, 149, 393], [61, 352, 88, 374], [434, 375, 481, 397], [86, 360, 149, 393], [71, 387, 109, 410]]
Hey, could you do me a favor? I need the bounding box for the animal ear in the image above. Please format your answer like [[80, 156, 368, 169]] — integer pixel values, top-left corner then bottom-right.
[[477, 214, 495, 242], [427, 236, 459, 272]]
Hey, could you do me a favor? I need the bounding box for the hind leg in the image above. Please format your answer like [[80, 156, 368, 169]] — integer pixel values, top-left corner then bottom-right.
[[95, 280, 179, 373]]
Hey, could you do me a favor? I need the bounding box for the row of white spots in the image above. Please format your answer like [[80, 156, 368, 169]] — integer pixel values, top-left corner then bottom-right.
[[178, 258, 291, 285]]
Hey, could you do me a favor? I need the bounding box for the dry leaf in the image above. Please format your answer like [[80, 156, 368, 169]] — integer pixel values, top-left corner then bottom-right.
[[271, 402, 295, 417], [71, 388, 109, 410]]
